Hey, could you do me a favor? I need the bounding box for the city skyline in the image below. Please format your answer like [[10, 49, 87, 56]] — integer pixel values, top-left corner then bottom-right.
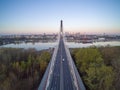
[[0, 0, 120, 34]]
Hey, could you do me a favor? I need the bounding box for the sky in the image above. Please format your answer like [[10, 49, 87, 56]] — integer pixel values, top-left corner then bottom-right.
[[0, 0, 120, 34]]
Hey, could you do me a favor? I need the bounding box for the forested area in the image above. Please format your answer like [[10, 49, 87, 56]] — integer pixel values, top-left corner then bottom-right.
[[0, 48, 51, 90], [71, 46, 120, 90]]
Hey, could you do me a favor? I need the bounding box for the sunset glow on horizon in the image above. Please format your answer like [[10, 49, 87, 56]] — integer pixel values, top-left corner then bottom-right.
[[0, 0, 120, 35]]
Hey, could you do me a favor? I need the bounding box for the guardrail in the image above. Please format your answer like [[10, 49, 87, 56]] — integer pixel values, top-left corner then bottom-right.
[[63, 38, 86, 90], [38, 34, 60, 90]]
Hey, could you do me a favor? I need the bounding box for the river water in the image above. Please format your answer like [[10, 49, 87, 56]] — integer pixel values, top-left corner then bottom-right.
[[0, 41, 120, 50], [0, 42, 57, 50], [66, 41, 120, 48]]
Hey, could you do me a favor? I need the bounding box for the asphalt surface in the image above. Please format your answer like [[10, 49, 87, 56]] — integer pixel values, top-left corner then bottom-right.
[[49, 36, 74, 90]]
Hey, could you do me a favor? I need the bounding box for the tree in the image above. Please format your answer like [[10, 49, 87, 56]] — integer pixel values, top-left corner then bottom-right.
[[72, 48, 115, 90], [0, 48, 51, 90]]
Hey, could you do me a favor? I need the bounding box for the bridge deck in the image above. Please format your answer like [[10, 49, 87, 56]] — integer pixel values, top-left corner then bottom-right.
[[38, 20, 86, 90], [48, 37, 74, 90]]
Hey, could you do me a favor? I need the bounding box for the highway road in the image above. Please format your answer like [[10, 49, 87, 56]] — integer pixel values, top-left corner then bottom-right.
[[49, 36, 74, 90]]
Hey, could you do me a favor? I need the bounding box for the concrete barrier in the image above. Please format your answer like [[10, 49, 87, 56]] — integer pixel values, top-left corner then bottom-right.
[[38, 35, 60, 90], [63, 37, 86, 90]]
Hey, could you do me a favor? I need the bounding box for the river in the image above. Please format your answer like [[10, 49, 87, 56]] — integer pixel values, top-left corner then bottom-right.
[[66, 41, 120, 48], [0, 41, 120, 50]]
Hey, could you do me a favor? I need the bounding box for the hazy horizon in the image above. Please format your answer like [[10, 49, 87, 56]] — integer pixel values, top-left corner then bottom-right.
[[0, 0, 120, 34]]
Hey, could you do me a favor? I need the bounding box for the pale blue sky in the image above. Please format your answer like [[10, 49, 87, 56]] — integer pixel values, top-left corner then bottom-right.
[[0, 0, 120, 34]]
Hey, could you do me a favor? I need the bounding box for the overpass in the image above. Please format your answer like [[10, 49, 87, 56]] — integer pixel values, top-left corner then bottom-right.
[[38, 20, 86, 90]]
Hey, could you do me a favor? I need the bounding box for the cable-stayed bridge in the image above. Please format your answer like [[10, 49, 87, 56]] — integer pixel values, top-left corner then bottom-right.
[[38, 20, 86, 90]]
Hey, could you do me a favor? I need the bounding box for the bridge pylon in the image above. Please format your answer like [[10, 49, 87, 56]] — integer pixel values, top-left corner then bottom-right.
[[60, 20, 63, 36]]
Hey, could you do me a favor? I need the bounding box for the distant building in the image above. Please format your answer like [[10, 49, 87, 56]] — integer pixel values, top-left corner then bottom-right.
[[98, 38, 105, 41]]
